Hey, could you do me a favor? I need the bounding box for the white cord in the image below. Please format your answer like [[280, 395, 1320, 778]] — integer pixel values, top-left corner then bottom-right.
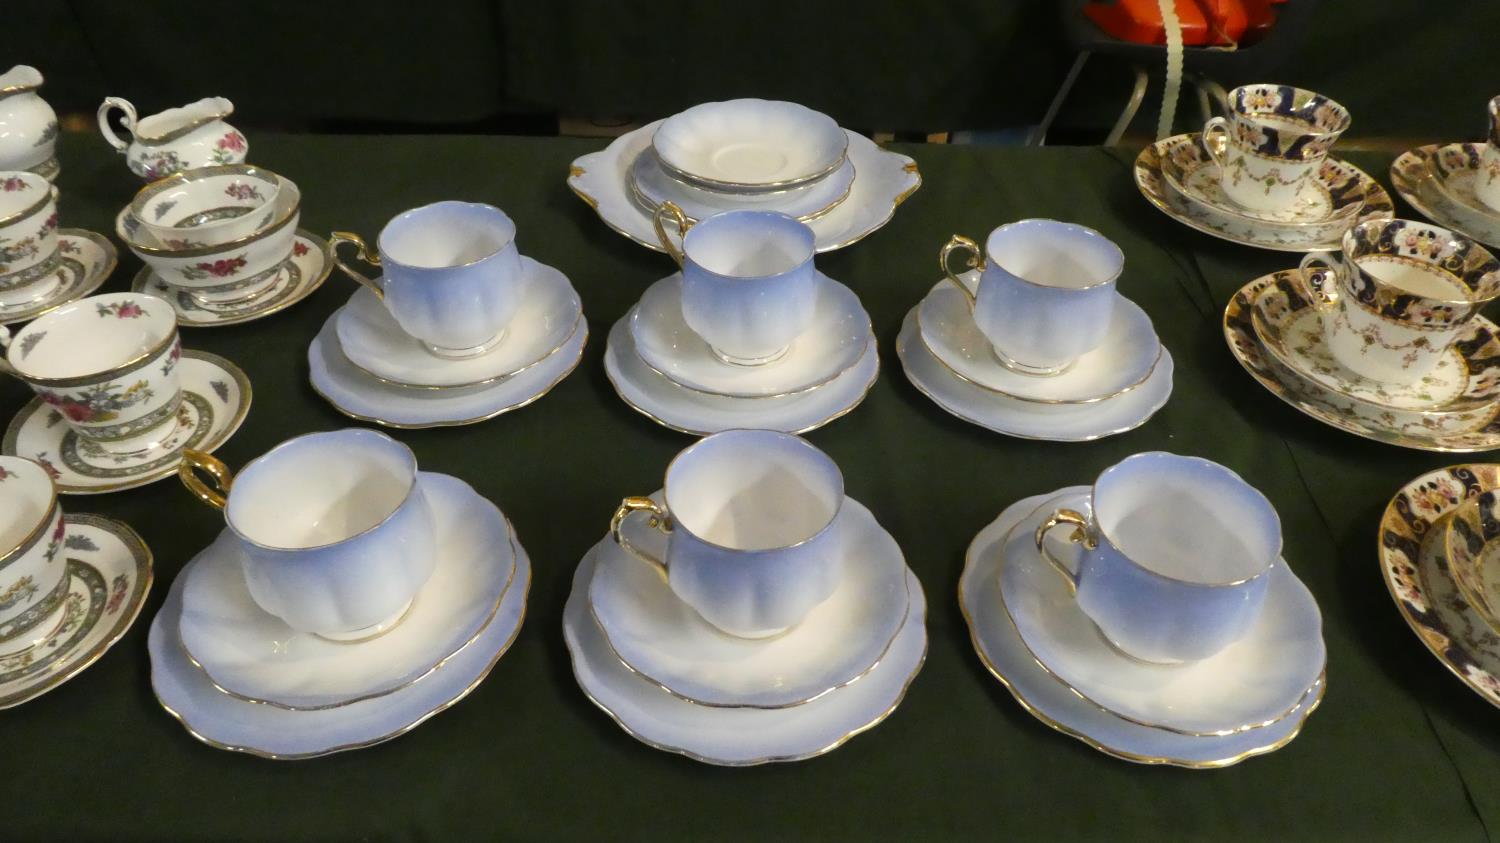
[[1156, 0, 1185, 139]]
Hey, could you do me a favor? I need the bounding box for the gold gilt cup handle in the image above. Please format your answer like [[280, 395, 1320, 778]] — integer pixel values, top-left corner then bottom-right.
[[1032, 508, 1098, 597], [609, 496, 674, 579], [939, 234, 986, 309], [328, 231, 387, 301], [651, 202, 691, 268], [179, 449, 236, 510]]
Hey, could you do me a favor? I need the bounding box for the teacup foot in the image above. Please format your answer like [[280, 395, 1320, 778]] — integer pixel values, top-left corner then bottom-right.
[[82, 400, 184, 458], [993, 347, 1075, 378], [313, 596, 416, 644], [709, 343, 792, 368], [0, 596, 70, 658], [421, 330, 506, 361]]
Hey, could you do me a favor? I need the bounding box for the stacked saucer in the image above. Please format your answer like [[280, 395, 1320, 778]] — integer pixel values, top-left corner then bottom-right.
[[1380, 464, 1500, 710], [1392, 98, 1500, 249], [315, 203, 585, 428], [116, 165, 329, 326], [569, 98, 920, 253], [567, 431, 926, 765], [962, 457, 1326, 768], [1135, 84, 1392, 251], [152, 430, 530, 758], [1224, 219, 1500, 452], [606, 208, 877, 435], [901, 222, 1172, 441]]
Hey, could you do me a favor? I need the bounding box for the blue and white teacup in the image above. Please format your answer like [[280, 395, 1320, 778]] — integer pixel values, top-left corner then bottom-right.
[[652, 203, 818, 366], [610, 429, 845, 639], [179, 429, 437, 641], [940, 219, 1123, 376], [1033, 452, 1282, 664], [1203, 84, 1350, 214], [330, 201, 525, 360]]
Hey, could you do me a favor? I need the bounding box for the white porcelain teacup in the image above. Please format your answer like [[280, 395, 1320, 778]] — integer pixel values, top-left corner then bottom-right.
[[939, 219, 1122, 376], [1202, 84, 1350, 214], [1476, 96, 1500, 212], [610, 429, 845, 639], [129, 164, 281, 248], [652, 203, 818, 366], [0, 456, 69, 657], [1298, 218, 1500, 383], [0, 293, 183, 455], [0, 170, 61, 308], [330, 201, 525, 359], [179, 429, 437, 641], [1033, 452, 1282, 664]]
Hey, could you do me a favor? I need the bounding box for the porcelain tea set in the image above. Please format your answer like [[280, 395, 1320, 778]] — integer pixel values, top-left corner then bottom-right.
[[900, 219, 1174, 441], [317, 201, 586, 428], [1391, 96, 1500, 250]]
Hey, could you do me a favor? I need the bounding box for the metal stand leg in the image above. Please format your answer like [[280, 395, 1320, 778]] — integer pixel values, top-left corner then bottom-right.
[[1103, 65, 1149, 146], [1030, 51, 1090, 146]]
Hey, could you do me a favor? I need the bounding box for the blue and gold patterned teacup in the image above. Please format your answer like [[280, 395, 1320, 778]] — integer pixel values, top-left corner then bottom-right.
[[1203, 84, 1350, 214]]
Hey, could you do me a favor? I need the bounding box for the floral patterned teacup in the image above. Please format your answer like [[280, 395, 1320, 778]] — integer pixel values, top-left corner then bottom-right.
[[1299, 219, 1500, 384], [97, 96, 247, 181], [1475, 96, 1500, 213], [129, 164, 281, 248], [119, 176, 300, 306], [0, 293, 184, 455], [1203, 84, 1351, 214], [0, 170, 61, 308], [0, 456, 68, 657]]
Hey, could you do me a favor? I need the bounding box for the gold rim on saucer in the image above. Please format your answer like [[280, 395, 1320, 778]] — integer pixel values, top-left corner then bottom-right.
[[0, 514, 153, 709], [131, 230, 332, 328], [960, 508, 1325, 767], [585, 567, 911, 710], [0, 230, 116, 327], [344, 308, 584, 391], [567, 547, 926, 766], [156, 552, 531, 760], [313, 322, 587, 429], [177, 516, 519, 711]]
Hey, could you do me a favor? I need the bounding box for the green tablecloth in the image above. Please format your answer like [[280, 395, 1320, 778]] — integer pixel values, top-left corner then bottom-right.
[[8, 132, 1499, 841]]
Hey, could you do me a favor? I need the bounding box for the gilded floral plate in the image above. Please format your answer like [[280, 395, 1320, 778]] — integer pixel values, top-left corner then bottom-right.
[[1136, 134, 1393, 251], [961, 489, 1323, 768], [1224, 273, 1500, 451], [0, 514, 151, 708], [2, 351, 251, 493], [1392, 145, 1500, 250], [1379, 464, 1500, 708]]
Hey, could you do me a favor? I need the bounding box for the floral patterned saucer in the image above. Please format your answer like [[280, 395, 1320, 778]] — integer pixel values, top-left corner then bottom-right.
[[0, 513, 151, 708], [0, 230, 115, 326], [1137, 134, 1393, 251], [1250, 270, 1500, 415], [1224, 272, 1500, 451], [2, 351, 251, 493], [130, 231, 330, 327], [1392, 145, 1500, 250], [1379, 464, 1500, 708]]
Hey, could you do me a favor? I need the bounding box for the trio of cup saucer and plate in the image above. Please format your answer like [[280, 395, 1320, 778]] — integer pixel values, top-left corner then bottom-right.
[[308, 203, 588, 429]]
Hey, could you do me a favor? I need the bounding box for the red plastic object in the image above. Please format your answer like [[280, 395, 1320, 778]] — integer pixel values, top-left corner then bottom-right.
[[1084, 0, 1210, 45], [1084, 0, 1267, 47]]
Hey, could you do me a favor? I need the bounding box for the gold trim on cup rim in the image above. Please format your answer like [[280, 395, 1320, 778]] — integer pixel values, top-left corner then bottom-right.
[[7, 297, 179, 388], [130, 164, 279, 214], [0, 176, 53, 228], [0, 458, 59, 565], [118, 177, 301, 257]]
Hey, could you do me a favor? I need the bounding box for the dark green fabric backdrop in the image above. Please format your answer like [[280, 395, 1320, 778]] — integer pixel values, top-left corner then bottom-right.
[[4, 130, 1498, 840]]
